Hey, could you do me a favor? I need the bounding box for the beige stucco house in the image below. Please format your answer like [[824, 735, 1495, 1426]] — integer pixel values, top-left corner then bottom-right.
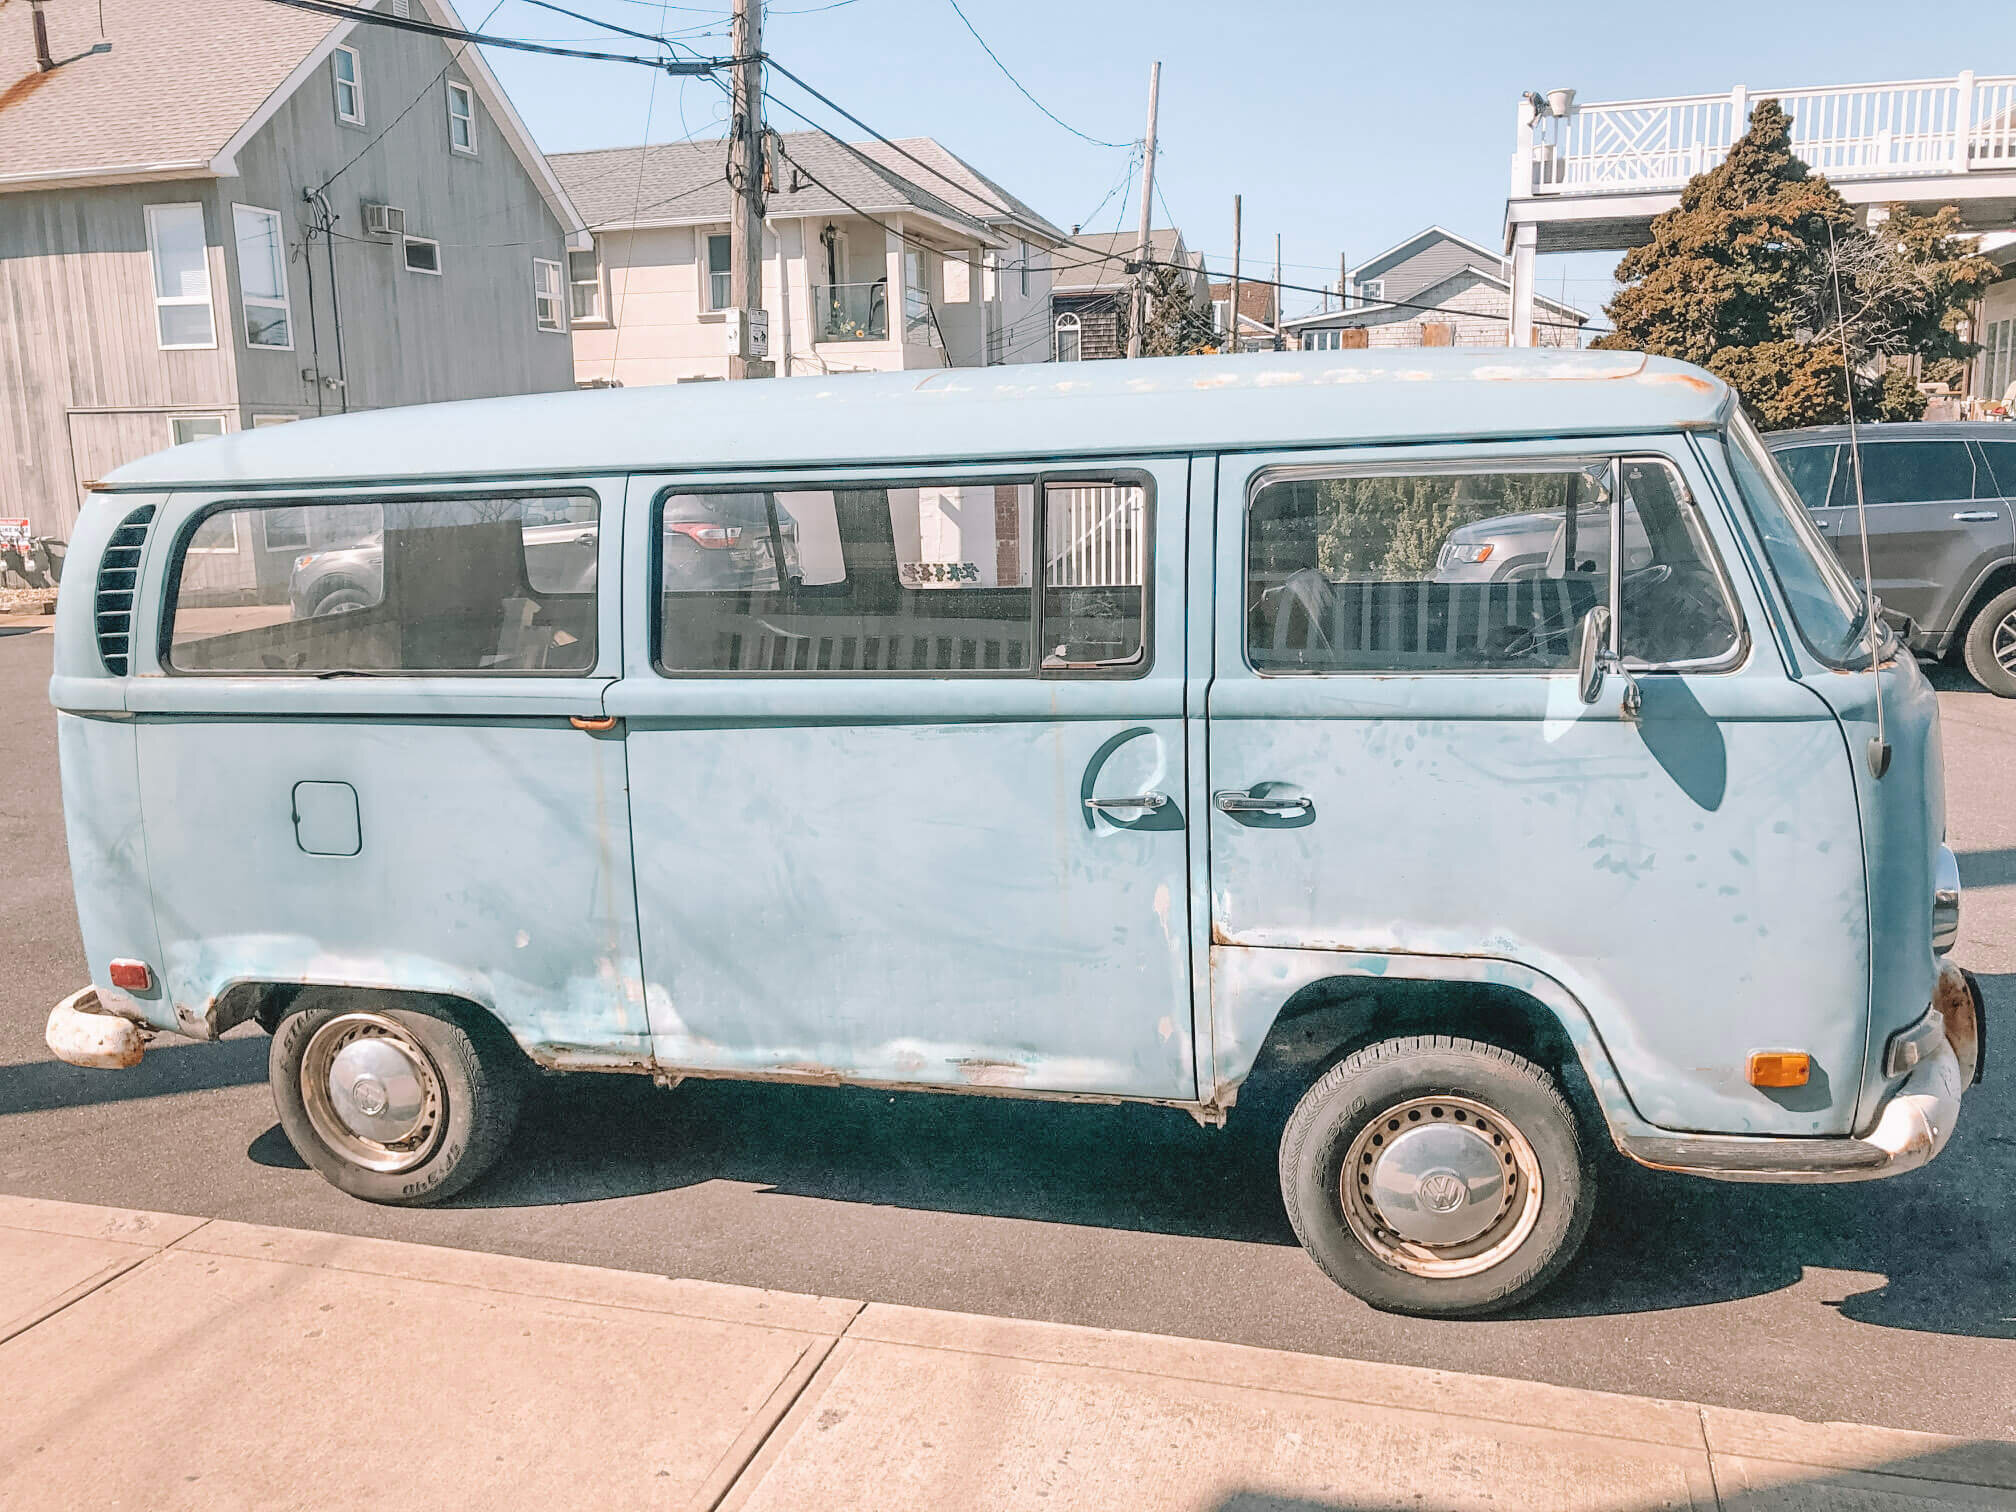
[[551, 132, 1068, 384]]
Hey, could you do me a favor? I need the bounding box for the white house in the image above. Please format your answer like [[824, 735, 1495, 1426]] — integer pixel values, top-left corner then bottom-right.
[[1286, 227, 1587, 351], [551, 132, 1067, 384]]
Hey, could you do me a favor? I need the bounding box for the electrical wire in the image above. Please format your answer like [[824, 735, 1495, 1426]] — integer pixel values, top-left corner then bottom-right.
[[260, 0, 732, 71], [608, 0, 678, 383], [941, 0, 1126, 148]]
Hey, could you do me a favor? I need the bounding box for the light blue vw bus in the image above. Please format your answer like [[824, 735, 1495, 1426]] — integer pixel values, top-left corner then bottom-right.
[[47, 350, 1985, 1316]]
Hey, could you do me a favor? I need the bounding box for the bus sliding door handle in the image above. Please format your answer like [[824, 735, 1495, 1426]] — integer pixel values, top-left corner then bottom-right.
[[1084, 793, 1168, 814], [570, 715, 618, 732], [1214, 790, 1312, 815]]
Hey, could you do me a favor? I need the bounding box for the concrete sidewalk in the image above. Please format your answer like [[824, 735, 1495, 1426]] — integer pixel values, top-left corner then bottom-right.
[[2, 1195, 2011, 1512]]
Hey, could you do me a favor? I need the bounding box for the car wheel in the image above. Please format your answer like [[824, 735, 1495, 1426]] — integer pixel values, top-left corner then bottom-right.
[[1278, 1034, 1595, 1317], [311, 583, 373, 617], [269, 990, 524, 1205], [1961, 585, 2016, 698]]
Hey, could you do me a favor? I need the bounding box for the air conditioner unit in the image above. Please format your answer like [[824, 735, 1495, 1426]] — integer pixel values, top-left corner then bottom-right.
[[362, 203, 406, 237]]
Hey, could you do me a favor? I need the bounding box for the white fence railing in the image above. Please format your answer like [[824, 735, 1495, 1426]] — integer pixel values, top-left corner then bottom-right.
[[1519, 73, 2016, 196], [1045, 485, 1146, 588]]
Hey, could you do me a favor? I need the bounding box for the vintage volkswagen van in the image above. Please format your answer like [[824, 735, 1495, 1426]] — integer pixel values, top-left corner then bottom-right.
[[47, 351, 1984, 1316]]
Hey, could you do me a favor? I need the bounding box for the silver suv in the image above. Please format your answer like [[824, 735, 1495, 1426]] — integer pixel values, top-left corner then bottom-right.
[[1767, 422, 2016, 696]]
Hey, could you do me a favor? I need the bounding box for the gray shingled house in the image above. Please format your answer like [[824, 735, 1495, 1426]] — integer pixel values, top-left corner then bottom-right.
[[1048, 229, 1207, 361], [1285, 227, 1587, 351], [0, 0, 586, 540]]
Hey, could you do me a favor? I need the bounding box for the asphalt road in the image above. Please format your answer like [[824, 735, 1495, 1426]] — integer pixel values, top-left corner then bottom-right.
[[4, 624, 2013, 1438]]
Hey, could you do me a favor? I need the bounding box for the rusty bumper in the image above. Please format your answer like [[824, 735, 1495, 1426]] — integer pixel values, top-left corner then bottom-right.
[[1617, 961, 1980, 1185], [46, 985, 151, 1069]]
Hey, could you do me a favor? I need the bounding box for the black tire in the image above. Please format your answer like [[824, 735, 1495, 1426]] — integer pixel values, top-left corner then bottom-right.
[[269, 990, 523, 1205], [310, 582, 373, 617], [1278, 1034, 1595, 1317], [1960, 585, 2016, 698]]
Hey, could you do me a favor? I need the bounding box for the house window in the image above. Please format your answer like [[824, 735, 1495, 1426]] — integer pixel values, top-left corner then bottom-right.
[[1020, 239, 1030, 298], [569, 245, 603, 321], [261, 508, 310, 551], [251, 413, 297, 426], [706, 232, 732, 310], [170, 415, 226, 446], [332, 45, 363, 124], [1212, 298, 1229, 335], [232, 204, 292, 350], [146, 203, 216, 349], [404, 235, 442, 275], [446, 80, 476, 154], [1303, 328, 1342, 351], [534, 257, 565, 331], [1358, 279, 1384, 306], [1054, 311, 1081, 362]]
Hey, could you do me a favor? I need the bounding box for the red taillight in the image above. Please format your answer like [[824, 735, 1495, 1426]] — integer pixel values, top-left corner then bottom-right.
[[668, 521, 742, 550], [108, 959, 152, 991]]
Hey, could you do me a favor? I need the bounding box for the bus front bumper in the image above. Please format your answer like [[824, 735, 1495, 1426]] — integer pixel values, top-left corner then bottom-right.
[[1617, 962, 1982, 1184]]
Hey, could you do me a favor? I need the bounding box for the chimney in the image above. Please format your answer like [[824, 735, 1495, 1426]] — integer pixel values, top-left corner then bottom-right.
[[32, 1, 56, 70]]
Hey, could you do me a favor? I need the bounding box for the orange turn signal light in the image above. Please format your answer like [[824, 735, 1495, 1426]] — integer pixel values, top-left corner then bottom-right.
[[1748, 1051, 1811, 1089], [107, 959, 153, 992]]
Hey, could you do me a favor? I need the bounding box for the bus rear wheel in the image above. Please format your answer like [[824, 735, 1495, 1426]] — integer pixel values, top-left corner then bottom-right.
[[269, 990, 523, 1205], [1278, 1034, 1595, 1317]]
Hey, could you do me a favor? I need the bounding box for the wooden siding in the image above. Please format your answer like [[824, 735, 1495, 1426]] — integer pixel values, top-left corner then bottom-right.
[[0, 188, 241, 536], [225, 25, 575, 415]]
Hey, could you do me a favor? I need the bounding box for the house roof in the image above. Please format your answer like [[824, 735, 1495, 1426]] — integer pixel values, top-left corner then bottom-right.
[[859, 138, 1066, 245], [101, 349, 1732, 493], [0, 0, 329, 186], [1283, 265, 1587, 331], [0, 0, 584, 237], [550, 131, 1048, 247], [1353, 225, 1506, 283], [1050, 229, 1199, 293]]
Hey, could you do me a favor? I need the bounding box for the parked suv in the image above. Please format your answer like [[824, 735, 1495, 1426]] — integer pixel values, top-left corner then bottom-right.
[[1766, 422, 2016, 695]]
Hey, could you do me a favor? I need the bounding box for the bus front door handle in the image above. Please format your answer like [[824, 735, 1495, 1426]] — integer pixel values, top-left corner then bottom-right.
[[1214, 790, 1313, 816], [570, 715, 618, 732], [1084, 793, 1169, 814]]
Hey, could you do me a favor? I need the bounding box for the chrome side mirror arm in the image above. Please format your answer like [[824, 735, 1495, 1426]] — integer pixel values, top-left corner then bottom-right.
[[1576, 606, 1640, 717]]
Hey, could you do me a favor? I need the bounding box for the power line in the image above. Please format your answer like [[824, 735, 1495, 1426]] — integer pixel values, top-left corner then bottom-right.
[[261, 0, 733, 72], [941, 0, 1127, 149]]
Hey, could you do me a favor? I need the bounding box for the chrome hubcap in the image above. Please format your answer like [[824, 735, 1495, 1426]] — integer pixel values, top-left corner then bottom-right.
[[1342, 1095, 1543, 1278], [299, 1012, 444, 1173], [1992, 611, 2016, 675]]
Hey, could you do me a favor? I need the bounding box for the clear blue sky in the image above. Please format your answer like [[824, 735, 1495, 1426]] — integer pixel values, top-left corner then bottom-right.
[[476, 0, 2016, 332]]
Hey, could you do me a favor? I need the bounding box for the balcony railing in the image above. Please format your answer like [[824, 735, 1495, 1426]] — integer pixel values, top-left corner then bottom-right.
[[1518, 72, 2016, 197], [813, 281, 888, 342]]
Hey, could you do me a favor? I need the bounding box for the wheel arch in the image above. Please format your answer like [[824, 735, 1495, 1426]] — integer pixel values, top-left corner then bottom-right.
[[1209, 945, 1645, 1150], [1942, 559, 2016, 657]]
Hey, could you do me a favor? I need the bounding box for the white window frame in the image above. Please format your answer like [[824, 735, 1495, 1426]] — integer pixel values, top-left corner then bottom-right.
[[1019, 239, 1031, 298], [1054, 310, 1082, 362], [174, 416, 236, 552], [145, 202, 216, 351], [568, 243, 605, 323], [259, 507, 311, 552], [403, 235, 443, 275], [332, 45, 363, 125], [231, 203, 293, 351], [704, 232, 732, 311], [446, 79, 476, 155], [1358, 278, 1384, 306], [1303, 327, 1342, 352], [534, 257, 565, 332], [251, 412, 297, 426]]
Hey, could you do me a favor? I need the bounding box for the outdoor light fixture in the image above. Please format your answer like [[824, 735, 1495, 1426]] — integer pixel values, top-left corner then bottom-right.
[[1546, 88, 1577, 118]]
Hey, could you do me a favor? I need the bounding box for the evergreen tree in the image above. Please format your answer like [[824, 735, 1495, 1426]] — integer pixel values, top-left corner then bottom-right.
[[1136, 264, 1216, 356], [1596, 100, 1992, 428]]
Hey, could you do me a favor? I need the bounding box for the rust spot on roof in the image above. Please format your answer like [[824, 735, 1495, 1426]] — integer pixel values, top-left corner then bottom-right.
[[1637, 370, 1716, 393], [0, 67, 56, 113]]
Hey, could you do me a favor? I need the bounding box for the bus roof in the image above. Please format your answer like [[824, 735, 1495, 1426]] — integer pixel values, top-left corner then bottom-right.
[[100, 349, 1732, 492]]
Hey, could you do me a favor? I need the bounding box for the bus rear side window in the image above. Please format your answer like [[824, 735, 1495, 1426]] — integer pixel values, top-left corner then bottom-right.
[[166, 493, 599, 673]]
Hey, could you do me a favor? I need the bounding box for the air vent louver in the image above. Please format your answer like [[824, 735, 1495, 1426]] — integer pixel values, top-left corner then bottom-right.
[[95, 504, 155, 676]]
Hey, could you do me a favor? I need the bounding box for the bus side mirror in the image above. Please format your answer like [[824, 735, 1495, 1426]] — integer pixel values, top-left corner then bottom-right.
[[1577, 606, 1610, 705]]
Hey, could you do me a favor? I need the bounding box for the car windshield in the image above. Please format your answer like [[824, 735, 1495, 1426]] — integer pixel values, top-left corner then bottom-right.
[[1722, 412, 1871, 667]]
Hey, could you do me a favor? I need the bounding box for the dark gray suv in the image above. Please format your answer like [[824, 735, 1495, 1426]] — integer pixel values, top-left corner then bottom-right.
[[1766, 422, 2016, 696]]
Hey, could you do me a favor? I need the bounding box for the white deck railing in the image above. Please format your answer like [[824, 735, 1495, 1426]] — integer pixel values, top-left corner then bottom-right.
[[1518, 73, 2016, 197]]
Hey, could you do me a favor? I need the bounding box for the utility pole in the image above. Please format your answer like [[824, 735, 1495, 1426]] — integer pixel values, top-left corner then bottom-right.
[[1126, 61, 1161, 360], [1340, 249, 1348, 309], [1228, 194, 1241, 355], [1273, 232, 1282, 350], [727, 0, 768, 378]]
